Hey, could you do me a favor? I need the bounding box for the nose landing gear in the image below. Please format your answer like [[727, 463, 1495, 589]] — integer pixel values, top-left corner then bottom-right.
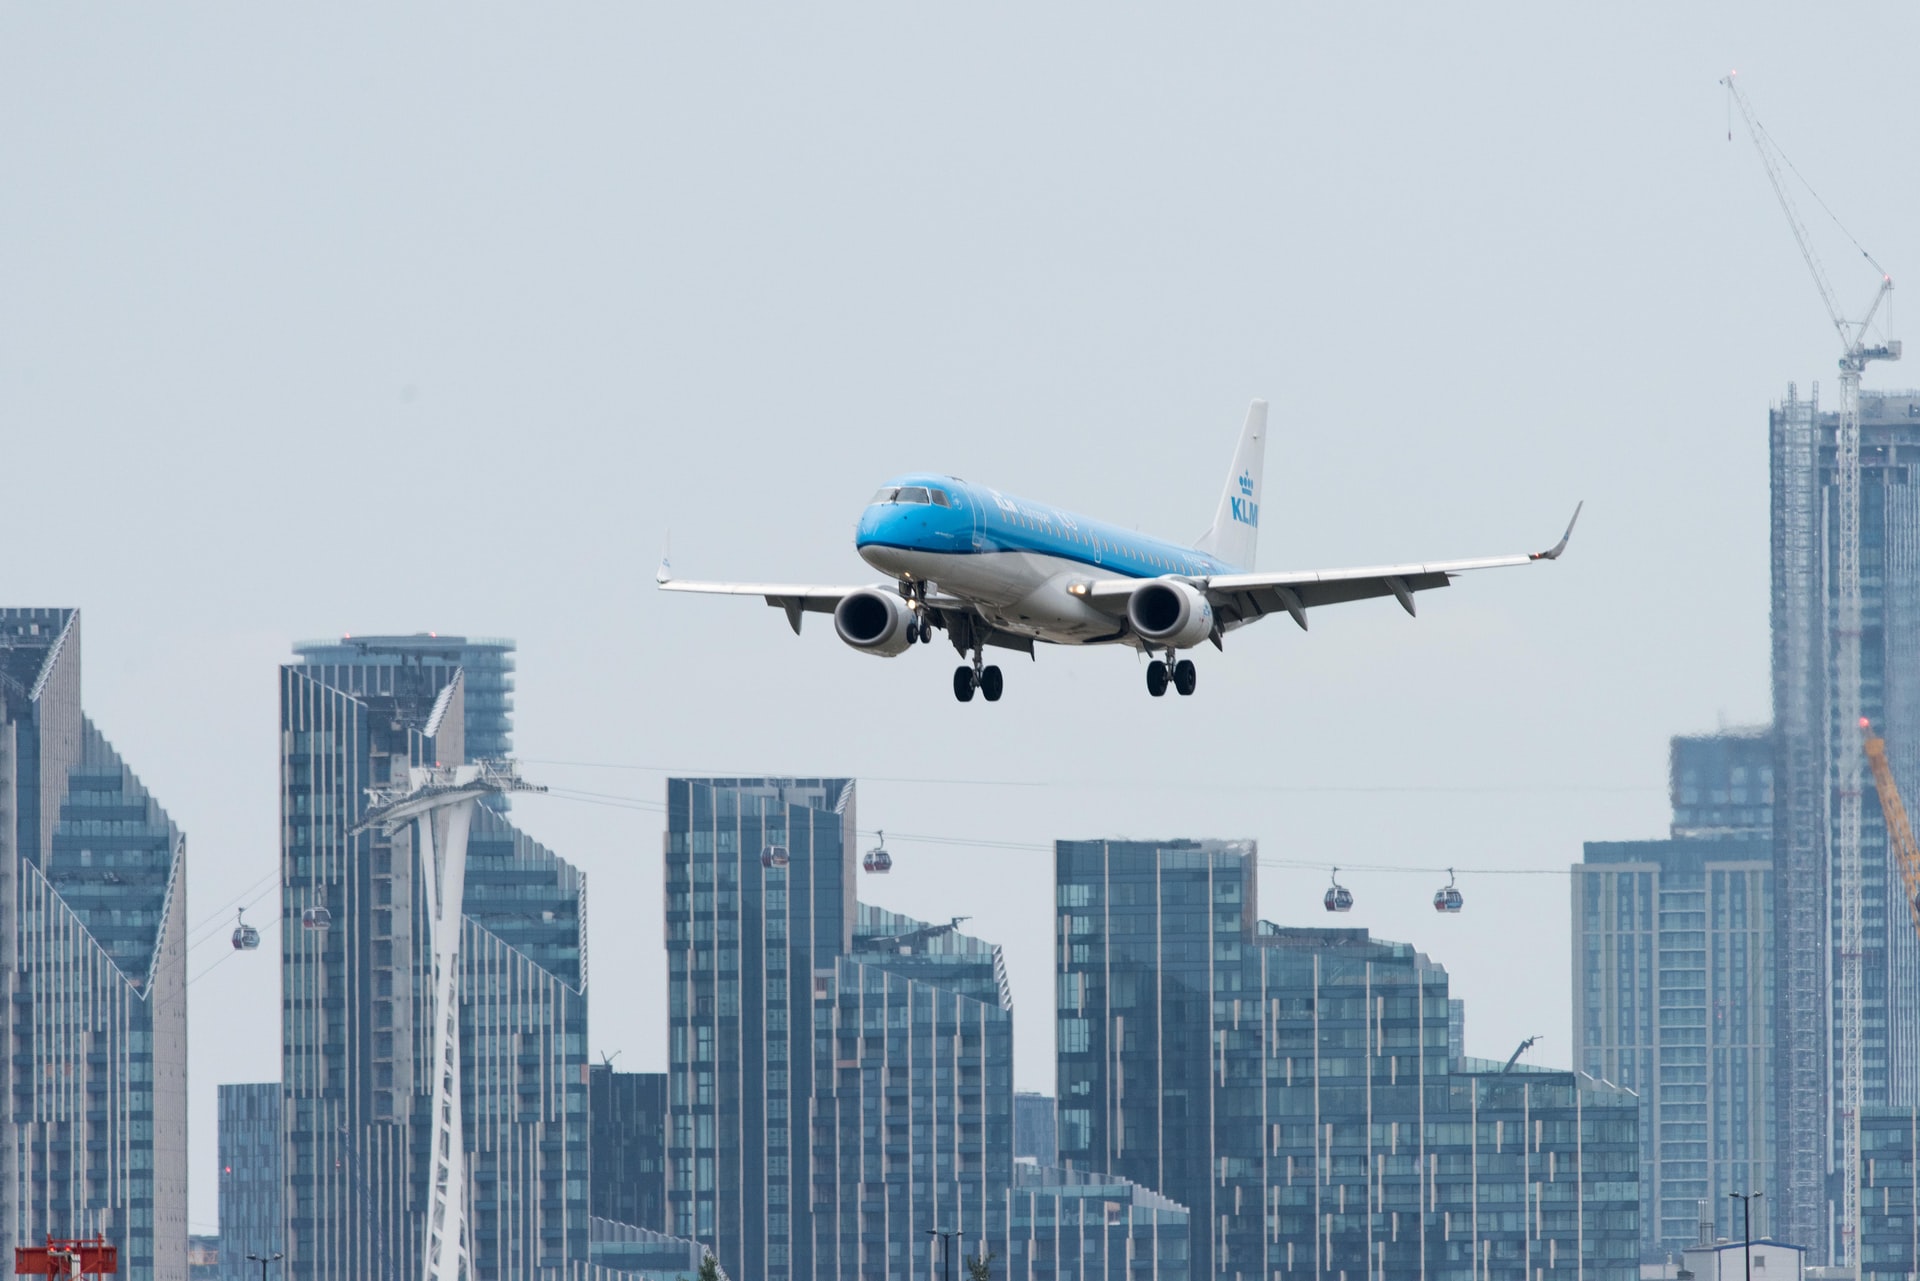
[[901, 579, 937, 645], [1146, 651, 1198, 697]]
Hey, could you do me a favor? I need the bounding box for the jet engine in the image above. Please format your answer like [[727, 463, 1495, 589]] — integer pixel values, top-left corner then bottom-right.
[[833, 589, 915, 656], [1127, 580, 1213, 649]]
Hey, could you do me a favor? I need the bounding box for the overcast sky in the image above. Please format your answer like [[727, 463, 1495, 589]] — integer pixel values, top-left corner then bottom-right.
[[6, 4, 1919, 1236]]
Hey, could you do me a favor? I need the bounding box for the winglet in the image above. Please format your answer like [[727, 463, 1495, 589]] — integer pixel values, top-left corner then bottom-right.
[[1529, 502, 1583, 561]]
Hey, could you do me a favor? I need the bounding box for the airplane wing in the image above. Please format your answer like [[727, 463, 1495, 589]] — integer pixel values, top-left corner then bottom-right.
[[1082, 503, 1582, 632], [656, 560, 873, 635]]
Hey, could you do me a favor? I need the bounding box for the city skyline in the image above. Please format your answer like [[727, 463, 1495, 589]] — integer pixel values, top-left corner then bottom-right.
[[11, 4, 1920, 1252]]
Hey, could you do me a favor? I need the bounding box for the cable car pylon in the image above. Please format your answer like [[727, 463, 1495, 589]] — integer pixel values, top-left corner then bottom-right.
[[350, 760, 545, 1281]]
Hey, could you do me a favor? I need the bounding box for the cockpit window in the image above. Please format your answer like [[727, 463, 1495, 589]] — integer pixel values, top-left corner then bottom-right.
[[872, 485, 939, 506], [928, 488, 951, 507]]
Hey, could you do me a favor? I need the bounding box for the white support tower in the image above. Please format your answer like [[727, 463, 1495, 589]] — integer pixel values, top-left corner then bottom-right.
[[351, 761, 546, 1281], [1726, 74, 1901, 1266]]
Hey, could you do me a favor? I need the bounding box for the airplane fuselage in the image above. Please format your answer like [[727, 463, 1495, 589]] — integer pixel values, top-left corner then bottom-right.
[[854, 474, 1238, 647]]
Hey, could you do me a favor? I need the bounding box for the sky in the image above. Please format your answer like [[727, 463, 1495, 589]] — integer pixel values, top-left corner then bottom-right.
[[5, 3, 1919, 1236]]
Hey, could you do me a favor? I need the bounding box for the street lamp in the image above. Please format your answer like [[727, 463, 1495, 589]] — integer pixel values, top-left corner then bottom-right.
[[926, 1227, 957, 1281], [245, 1250, 283, 1281], [1727, 1192, 1762, 1281]]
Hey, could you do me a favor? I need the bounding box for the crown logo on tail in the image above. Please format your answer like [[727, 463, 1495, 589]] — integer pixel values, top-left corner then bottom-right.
[[1238, 471, 1254, 497]]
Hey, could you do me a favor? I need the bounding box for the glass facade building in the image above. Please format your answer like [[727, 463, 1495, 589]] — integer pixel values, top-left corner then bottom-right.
[[1004, 1164, 1190, 1281], [1862, 1105, 1920, 1281], [0, 608, 188, 1281], [1057, 838, 1640, 1280], [280, 648, 588, 1281], [1574, 732, 1775, 1258], [589, 1066, 668, 1232], [663, 778, 1019, 1281], [1771, 387, 1920, 1253], [217, 1084, 283, 1280], [810, 903, 1014, 1281], [1015, 1092, 1058, 1168]]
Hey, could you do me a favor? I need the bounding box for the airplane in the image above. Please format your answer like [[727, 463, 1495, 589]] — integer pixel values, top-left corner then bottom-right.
[[658, 400, 1581, 703]]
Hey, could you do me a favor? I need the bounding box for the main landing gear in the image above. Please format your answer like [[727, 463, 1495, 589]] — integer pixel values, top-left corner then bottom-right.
[[1146, 651, 1197, 698], [953, 647, 1003, 703]]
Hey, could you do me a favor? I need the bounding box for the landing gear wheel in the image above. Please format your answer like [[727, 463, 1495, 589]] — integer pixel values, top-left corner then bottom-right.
[[952, 666, 975, 702], [907, 619, 922, 644], [980, 665, 1004, 702], [1146, 660, 1169, 698], [921, 620, 935, 644], [1173, 659, 1197, 696]]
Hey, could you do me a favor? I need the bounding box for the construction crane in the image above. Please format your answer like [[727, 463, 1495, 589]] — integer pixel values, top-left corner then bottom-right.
[[1859, 721, 1920, 943], [1724, 71, 1901, 1268]]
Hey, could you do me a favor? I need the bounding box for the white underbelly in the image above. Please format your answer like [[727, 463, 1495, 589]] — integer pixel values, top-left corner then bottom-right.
[[860, 546, 1128, 643]]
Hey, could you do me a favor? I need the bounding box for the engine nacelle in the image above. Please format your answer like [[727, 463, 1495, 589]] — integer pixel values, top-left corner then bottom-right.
[[833, 588, 915, 656], [1127, 579, 1214, 648]]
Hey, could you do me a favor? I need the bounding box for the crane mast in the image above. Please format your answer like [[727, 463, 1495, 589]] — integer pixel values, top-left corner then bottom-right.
[[1724, 72, 1900, 1267]]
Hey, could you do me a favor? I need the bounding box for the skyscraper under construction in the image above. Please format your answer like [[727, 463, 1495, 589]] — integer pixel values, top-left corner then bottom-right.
[[1772, 385, 1920, 1256]]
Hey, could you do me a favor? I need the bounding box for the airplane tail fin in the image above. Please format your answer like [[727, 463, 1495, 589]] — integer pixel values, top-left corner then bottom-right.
[[1193, 399, 1267, 570]]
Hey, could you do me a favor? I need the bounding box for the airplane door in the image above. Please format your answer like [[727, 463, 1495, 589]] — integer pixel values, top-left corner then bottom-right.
[[968, 490, 986, 553]]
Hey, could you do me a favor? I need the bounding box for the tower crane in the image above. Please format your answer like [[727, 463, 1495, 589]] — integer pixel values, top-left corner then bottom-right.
[[1723, 72, 1901, 1268], [1859, 721, 1920, 944]]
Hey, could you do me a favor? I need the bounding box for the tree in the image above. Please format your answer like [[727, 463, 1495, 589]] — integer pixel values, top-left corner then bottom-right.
[[696, 1254, 721, 1281], [965, 1251, 995, 1280]]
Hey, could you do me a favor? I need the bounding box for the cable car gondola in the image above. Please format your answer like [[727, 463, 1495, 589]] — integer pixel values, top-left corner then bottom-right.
[[1432, 869, 1463, 914], [760, 844, 790, 870], [862, 831, 892, 874], [231, 907, 261, 952], [1323, 869, 1353, 913], [301, 906, 332, 931]]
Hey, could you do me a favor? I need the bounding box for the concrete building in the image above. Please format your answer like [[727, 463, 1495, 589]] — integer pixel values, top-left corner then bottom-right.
[[0, 608, 188, 1280], [589, 1066, 668, 1234], [1861, 1105, 1920, 1281], [1771, 386, 1920, 1253], [1680, 1239, 1806, 1280], [1056, 837, 1641, 1280], [279, 645, 589, 1280], [1574, 732, 1774, 1259], [216, 1084, 283, 1281]]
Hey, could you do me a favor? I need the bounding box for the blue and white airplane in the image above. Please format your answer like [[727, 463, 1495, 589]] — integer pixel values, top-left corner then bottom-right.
[[658, 401, 1580, 702]]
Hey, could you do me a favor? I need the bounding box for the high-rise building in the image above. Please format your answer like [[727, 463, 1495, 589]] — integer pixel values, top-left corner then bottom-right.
[[217, 1084, 283, 1281], [1772, 386, 1920, 1253], [1056, 838, 1641, 1280], [663, 778, 1019, 1281], [0, 608, 188, 1280], [589, 1066, 668, 1232], [663, 776, 856, 1280], [1574, 732, 1775, 1259], [280, 646, 588, 1280], [1861, 1104, 1920, 1281], [1004, 1164, 1191, 1281], [810, 904, 1014, 1281], [1014, 1092, 1058, 1167]]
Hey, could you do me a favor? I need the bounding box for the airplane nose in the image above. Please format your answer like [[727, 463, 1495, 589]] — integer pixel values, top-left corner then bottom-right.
[[854, 505, 886, 546]]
